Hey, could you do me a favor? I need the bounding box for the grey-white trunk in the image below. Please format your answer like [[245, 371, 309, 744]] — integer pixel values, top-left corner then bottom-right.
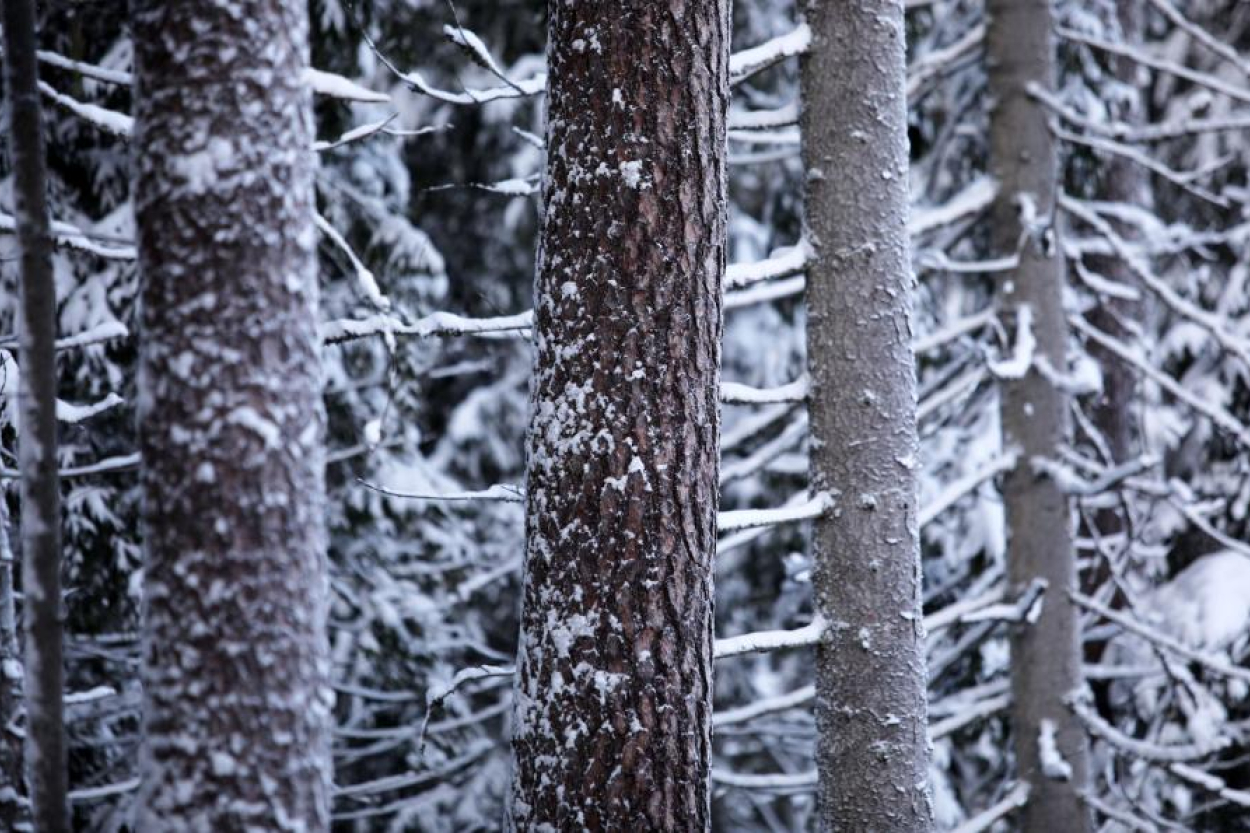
[[800, 1, 932, 829], [132, 1, 332, 827], [0, 1, 70, 827], [986, 0, 1092, 827]]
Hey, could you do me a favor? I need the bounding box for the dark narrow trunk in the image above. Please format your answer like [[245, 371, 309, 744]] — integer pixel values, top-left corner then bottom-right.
[[0, 2, 70, 828], [800, 1, 932, 830], [509, 2, 729, 829], [986, 0, 1092, 827], [132, 1, 331, 827]]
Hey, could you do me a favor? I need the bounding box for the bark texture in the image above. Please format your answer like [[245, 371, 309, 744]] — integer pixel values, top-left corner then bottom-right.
[[800, 2, 932, 830], [509, 2, 729, 829], [0, 2, 70, 828], [986, 0, 1091, 827], [132, 1, 332, 827]]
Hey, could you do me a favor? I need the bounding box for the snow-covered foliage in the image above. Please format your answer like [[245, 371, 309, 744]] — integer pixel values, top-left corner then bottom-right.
[[3, 0, 1249, 828]]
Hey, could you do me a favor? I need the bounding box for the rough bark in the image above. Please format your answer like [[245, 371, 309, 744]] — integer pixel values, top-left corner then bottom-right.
[[985, 0, 1091, 827], [132, 1, 332, 827], [509, 2, 729, 829], [800, 2, 932, 830], [0, 2, 70, 828]]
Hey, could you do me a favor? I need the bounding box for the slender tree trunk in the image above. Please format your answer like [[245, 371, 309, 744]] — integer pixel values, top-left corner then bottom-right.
[[0, 2, 70, 828], [132, 1, 331, 827], [986, 0, 1091, 827], [509, 2, 729, 829], [800, 2, 932, 830]]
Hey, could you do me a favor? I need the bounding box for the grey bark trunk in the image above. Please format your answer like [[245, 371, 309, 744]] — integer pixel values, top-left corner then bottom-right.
[[985, 0, 1092, 827], [0, 1, 70, 828], [800, 2, 932, 830], [509, 2, 729, 829], [132, 1, 332, 827]]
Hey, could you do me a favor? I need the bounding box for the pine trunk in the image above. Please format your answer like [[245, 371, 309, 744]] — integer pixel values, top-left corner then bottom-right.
[[986, 0, 1092, 827], [800, 1, 932, 830], [0, 1, 70, 827], [509, 2, 729, 829], [132, 1, 332, 827]]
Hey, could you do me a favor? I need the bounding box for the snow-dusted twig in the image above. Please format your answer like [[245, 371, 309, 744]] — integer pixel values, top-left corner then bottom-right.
[[0, 452, 140, 481], [1030, 82, 1250, 143], [321, 309, 533, 344], [1141, 0, 1250, 78], [1070, 696, 1232, 762], [906, 23, 984, 101], [709, 768, 817, 793], [1063, 196, 1250, 373], [930, 693, 1011, 740], [35, 50, 130, 84], [1054, 126, 1229, 207], [1070, 314, 1250, 450], [720, 376, 810, 405], [950, 782, 1031, 833], [1168, 763, 1250, 809], [357, 480, 524, 503], [0, 211, 135, 260], [909, 177, 997, 237], [303, 67, 391, 103], [913, 308, 995, 355], [725, 239, 811, 290], [728, 102, 799, 131], [716, 491, 834, 533], [729, 24, 812, 86], [713, 616, 826, 660], [1056, 27, 1250, 107], [1069, 590, 1250, 684], [1031, 454, 1158, 497], [314, 212, 390, 309], [67, 778, 140, 804], [724, 275, 806, 310], [924, 587, 1006, 634], [919, 452, 1017, 529], [713, 685, 815, 728], [37, 80, 132, 135], [987, 305, 1035, 379], [56, 393, 124, 425]]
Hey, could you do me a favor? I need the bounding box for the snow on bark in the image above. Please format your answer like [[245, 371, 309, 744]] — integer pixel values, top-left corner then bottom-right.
[[508, 2, 729, 829], [800, 1, 932, 829], [1, 1, 69, 828], [132, 1, 331, 828], [985, 0, 1091, 826]]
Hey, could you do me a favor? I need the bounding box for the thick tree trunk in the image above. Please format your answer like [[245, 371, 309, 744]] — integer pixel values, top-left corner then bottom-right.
[[509, 2, 729, 829], [132, 1, 332, 827], [800, 2, 932, 830], [985, 0, 1091, 827], [0, 2, 70, 828]]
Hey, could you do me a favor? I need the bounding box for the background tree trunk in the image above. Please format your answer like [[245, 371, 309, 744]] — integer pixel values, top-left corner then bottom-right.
[[800, 1, 932, 830], [509, 1, 729, 829], [986, 0, 1091, 827], [0, 1, 69, 827], [132, 1, 332, 827]]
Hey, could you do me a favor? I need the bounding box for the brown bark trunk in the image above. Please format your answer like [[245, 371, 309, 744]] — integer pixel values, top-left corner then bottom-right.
[[801, 1, 932, 830], [986, 0, 1092, 828], [509, 2, 730, 829], [0, 1, 70, 827], [132, 1, 332, 827]]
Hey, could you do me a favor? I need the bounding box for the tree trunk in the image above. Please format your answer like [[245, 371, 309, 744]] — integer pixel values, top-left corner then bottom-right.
[[0, 1, 70, 828], [800, 2, 932, 830], [132, 1, 332, 827], [985, 0, 1091, 827], [509, 2, 729, 829]]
